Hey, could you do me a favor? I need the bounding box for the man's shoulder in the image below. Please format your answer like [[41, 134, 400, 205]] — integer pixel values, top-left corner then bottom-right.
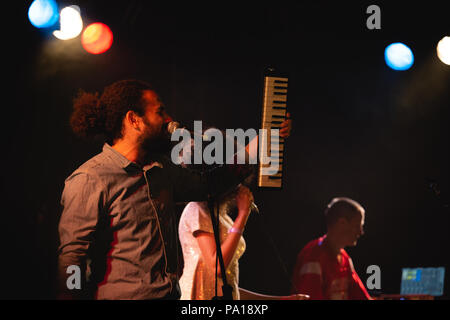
[[300, 237, 327, 261], [302, 237, 322, 252], [65, 151, 114, 184]]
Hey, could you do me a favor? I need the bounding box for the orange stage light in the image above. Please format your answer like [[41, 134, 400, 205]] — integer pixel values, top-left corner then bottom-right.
[[81, 22, 113, 54]]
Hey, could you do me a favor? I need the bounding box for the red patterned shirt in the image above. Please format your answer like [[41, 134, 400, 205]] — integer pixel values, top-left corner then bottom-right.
[[291, 235, 371, 300]]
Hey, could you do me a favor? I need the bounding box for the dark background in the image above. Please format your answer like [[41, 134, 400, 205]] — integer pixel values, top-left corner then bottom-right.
[[3, 1, 449, 299]]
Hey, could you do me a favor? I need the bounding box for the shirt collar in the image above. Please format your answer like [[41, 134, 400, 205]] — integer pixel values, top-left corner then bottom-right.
[[102, 143, 140, 171], [102, 143, 164, 172]]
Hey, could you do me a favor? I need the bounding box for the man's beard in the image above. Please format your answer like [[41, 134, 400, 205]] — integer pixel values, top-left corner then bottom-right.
[[138, 124, 172, 161], [141, 134, 172, 155]]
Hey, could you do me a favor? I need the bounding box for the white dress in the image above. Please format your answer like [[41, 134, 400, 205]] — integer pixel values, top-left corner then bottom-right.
[[178, 202, 246, 300]]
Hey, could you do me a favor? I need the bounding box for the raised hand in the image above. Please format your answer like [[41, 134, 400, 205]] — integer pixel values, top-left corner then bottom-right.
[[280, 112, 292, 138], [235, 185, 254, 218]]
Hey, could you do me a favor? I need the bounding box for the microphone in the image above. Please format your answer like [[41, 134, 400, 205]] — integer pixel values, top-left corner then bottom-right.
[[167, 121, 181, 135], [251, 202, 260, 214], [167, 120, 207, 139]]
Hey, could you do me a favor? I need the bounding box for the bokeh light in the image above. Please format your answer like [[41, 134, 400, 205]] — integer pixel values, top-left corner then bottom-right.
[[28, 0, 59, 28], [81, 23, 113, 54], [385, 43, 414, 71], [436, 36, 450, 66], [53, 6, 83, 40]]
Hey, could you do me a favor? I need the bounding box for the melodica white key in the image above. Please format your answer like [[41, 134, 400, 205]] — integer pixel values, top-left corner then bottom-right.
[[258, 74, 288, 188]]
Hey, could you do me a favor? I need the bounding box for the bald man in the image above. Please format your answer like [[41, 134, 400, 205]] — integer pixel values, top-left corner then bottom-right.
[[291, 197, 372, 300]]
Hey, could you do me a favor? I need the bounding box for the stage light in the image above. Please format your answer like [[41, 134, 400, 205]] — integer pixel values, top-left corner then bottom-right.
[[385, 43, 414, 71], [437, 36, 450, 66], [53, 5, 83, 40], [81, 23, 113, 54], [28, 0, 59, 28]]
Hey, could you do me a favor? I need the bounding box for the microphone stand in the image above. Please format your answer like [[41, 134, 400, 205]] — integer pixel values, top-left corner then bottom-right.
[[207, 196, 234, 300]]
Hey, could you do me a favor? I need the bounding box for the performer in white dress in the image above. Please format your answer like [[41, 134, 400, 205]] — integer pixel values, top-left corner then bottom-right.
[[178, 185, 309, 300]]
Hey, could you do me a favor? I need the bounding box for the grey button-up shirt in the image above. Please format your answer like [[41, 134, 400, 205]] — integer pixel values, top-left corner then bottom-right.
[[58, 143, 245, 299]]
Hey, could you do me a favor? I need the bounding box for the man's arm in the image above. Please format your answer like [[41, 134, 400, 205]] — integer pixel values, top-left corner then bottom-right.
[[291, 252, 325, 300], [348, 258, 373, 300], [292, 264, 325, 300], [57, 172, 104, 299]]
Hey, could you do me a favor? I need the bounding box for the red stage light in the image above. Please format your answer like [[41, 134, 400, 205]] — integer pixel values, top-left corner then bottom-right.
[[81, 22, 113, 54]]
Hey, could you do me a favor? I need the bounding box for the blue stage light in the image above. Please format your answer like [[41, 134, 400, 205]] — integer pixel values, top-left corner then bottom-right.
[[28, 0, 59, 28], [384, 43, 414, 71]]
